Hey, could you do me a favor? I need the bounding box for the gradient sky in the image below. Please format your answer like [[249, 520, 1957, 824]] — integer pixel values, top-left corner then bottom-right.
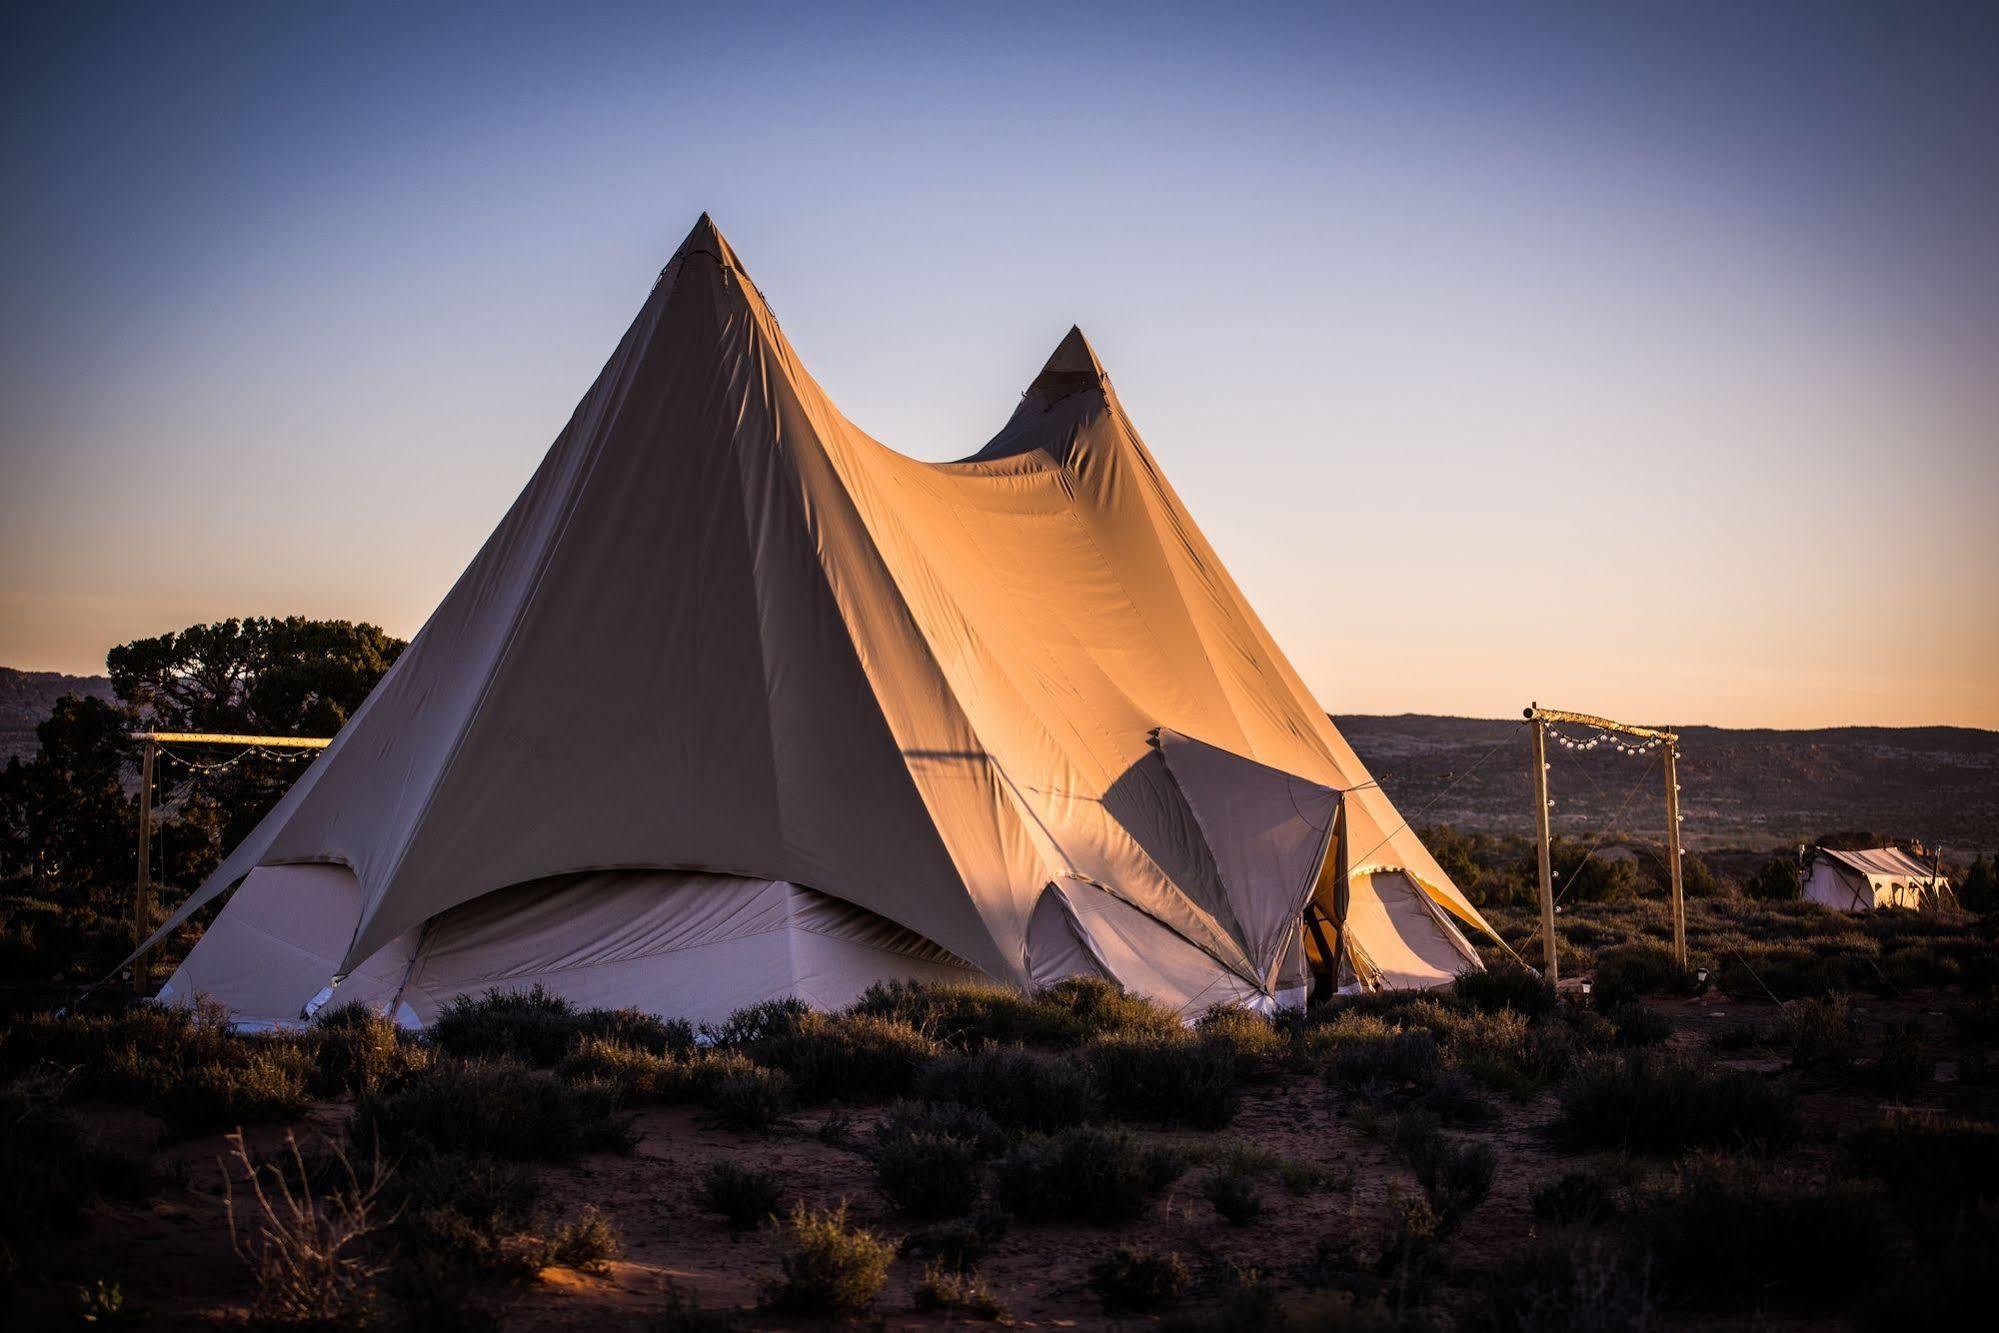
[[4, 1, 1995, 729]]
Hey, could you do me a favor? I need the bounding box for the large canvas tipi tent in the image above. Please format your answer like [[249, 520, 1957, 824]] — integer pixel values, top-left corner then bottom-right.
[[149, 216, 1501, 1029]]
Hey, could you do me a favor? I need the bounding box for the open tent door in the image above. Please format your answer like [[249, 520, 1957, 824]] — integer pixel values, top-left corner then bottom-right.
[[1156, 728, 1340, 990]]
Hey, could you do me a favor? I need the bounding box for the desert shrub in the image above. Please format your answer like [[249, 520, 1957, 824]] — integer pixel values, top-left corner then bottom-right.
[[1088, 1033, 1239, 1128], [543, 1207, 621, 1272], [223, 1130, 392, 1326], [1452, 963, 1556, 1016], [704, 997, 810, 1048], [874, 1130, 986, 1218], [667, 1049, 760, 1100], [706, 1064, 793, 1131], [1607, 1002, 1673, 1048], [749, 1012, 939, 1103], [850, 979, 1055, 1047], [1376, 1188, 1441, 1273], [1037, 976, 1185, 1044], [761, 1201, 895, 1317], [1, 1002, 237, 1090], [994, 1127, 1181, 1224], [694, 1161, 785, 1231], [1419, 1070, 1499, 1126], [1091, 1247, 1188, 1315], [1870, 1019, 1928, 1092], [1554, 1050, 1797, 1155], [428, 986, 584, 1065], [1780, 995, 1858, 1069], [354, 1059, 635, 1160], [1641, 1154, 1885, 1306], [1530, 1159, 1639, 1226], [1205, 1169, 1263, 1225], [0, 1085, 161, 1267], [1840, 1116, 1999, 1221], [1591, 943, 1691, 1008], [307, 1006, 430, 1096], [1487, 1233, 1656, 1333], [1327, 1026, 1439, 1090], [151, 1041, 314, 1138], [912, 1260, 1006, 1318], [1400, 1120, 1496, 1229], [917, 1046, 1097, 1132], [873, 1100, 1005, 1158], [902, 1210, 1008, 1269], [575, 1008, 695, 1057], [1708, 1018, 1766, 1051], [555, 1036, 677, 1102], [1194, 1005, 1286, 1062], [858, 976, 1179, 1050]]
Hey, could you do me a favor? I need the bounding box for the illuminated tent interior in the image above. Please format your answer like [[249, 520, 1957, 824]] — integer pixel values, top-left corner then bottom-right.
[[147, 215, 1501, 1029]]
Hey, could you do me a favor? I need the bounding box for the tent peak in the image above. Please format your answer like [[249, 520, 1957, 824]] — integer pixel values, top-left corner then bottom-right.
[[671, 211, 743, 272], [1025, 325, 1108, 404]]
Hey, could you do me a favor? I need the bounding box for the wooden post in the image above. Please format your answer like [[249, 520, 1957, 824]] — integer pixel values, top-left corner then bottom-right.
[[131, 737, 157, 996], [1529, 712, 1558, 983], [1664, 738, 1686, 967]]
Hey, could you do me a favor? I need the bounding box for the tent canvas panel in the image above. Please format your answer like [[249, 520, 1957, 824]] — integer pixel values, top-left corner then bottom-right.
[[163, 864, 983, 1029]]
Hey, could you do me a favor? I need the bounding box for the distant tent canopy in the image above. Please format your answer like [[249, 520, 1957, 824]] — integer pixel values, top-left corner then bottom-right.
[[149, 215, 1500, 1028], [1802, 846, 1953, 912]]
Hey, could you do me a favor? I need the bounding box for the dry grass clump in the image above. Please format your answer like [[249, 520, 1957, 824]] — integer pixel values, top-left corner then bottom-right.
[[306, 1004, 431, 1096], [1194, 1004, 1287, 1062], [761, 1201, 896, 1317], [222, 1129, 393, 1327], [994, 1126, 1182, 1224], [912, 1260, 1006, 1318]]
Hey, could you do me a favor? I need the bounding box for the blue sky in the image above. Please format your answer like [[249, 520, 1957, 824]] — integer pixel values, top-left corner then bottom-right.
[[3, 1, 1995, 727]]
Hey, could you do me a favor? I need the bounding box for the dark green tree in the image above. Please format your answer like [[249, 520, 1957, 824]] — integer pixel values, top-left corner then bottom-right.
[[0, 695, 137, 892], [1961, 856, 1998, 914], [2, 618, 404, 908], [1746, 857, 1801, 901]]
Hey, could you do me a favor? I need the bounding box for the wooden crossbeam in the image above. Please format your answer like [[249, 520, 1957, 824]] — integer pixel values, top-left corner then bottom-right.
[[1522, 706, 1677, 743], [132, 732, 331, 748]]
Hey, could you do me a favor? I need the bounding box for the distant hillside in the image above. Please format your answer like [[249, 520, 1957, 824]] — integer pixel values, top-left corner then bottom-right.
[[1337, 714, 1999, 856], [1, 666, 115, 762]]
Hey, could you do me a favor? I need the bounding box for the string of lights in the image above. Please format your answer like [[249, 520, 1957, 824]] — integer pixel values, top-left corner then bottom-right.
[[157, 744, 319, 773], [1545, 723, 1670, 757]]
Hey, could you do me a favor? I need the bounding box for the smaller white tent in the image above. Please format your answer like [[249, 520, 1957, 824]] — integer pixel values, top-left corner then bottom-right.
[[1802, 846, 1951, 912]]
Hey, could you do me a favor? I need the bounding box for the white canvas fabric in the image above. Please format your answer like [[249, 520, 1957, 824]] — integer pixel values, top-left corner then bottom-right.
[[1803, 847, 1950, 912], [145, 215, 1497, 1023], [163, 863, 981, 1028]]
